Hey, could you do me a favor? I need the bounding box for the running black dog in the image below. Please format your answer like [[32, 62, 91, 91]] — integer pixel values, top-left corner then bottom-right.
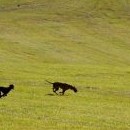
[[46, 80, 77, 95], [0, 84, 14, 98]]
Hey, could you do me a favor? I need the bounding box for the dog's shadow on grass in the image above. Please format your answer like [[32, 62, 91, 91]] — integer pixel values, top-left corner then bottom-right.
[[45, 93, 69, 96], [45, 93, 55, 96]]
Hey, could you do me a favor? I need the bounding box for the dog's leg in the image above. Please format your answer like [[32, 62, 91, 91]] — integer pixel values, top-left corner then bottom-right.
[[3, 93, 7, 97], [0, 91, 3, 98], [53, 87, 59, 95], [61, 89, 66, 95]]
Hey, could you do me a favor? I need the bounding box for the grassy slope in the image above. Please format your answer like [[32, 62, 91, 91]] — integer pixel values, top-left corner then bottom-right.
[[0, 0, 130, 130], [0, 0, 130, 65]]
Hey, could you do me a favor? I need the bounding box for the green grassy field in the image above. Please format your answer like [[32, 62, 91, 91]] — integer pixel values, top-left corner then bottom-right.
[[0, 0, 130, 130]]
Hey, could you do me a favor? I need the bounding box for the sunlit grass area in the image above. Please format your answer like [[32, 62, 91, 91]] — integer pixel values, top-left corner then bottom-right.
[[0, 0, 130, 130]]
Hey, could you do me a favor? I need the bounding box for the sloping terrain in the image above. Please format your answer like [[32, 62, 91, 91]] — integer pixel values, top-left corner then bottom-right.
[[0, 1, 130, 130], [0, 0, 130, 67]]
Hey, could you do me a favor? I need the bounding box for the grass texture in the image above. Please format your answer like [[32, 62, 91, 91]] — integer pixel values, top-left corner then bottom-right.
[[0, 0, 130, 130]]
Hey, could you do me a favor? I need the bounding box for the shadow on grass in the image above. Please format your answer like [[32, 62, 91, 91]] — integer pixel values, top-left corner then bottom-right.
[[45, 93, 70, 96], [85, 86, 130, 97], [86, 86, 99, 90], [45, 93, 55, 96]]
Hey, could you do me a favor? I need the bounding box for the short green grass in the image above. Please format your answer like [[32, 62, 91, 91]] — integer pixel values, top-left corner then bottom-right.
[[0, 0, 130, 130], [0, 64, 130, 130]]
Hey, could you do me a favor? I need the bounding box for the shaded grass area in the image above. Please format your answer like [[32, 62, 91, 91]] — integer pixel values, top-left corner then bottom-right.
[[0, 0, 130, 66]]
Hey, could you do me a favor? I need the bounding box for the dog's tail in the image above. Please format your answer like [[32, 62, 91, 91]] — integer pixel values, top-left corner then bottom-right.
[[45, 80, 53, 84]]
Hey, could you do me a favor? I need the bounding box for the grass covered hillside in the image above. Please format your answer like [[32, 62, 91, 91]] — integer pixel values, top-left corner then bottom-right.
[[0, 0, 130, 65], [0, 0, 130, 130]]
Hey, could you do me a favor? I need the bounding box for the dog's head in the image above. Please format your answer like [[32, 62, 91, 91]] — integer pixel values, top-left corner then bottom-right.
[[73, 87, 78, 93], [9, 84, 14, 89]]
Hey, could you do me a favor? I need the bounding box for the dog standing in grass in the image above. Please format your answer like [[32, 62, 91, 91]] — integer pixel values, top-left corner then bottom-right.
[[45, 80, 77, 95], [0, 84, 14, 98]]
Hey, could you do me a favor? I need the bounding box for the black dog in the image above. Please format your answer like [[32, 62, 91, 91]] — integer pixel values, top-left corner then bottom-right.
[[0, 84, 14, 98], [46, 80, 77, 95]]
